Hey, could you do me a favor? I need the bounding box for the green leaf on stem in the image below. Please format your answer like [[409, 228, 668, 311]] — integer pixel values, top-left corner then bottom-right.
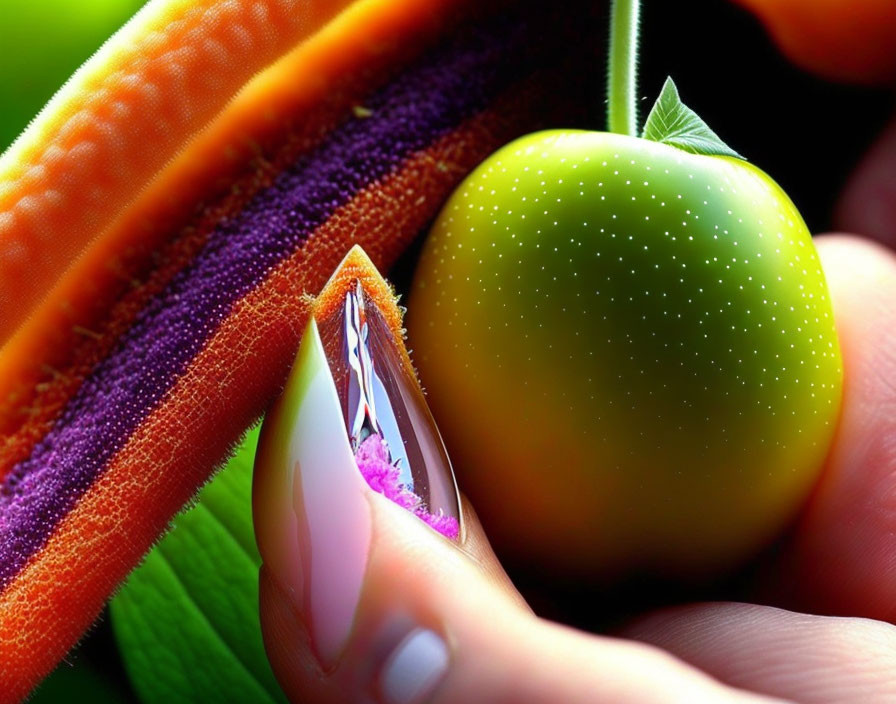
[[642, 77, 744, 159], [110, 425, 286, 704]]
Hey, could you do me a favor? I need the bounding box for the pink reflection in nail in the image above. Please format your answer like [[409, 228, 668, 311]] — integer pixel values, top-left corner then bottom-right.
[[355, 434, 459, 539], [317, 276, 462, 540]]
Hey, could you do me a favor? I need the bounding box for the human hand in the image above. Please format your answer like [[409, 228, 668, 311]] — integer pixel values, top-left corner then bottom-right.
[[255, 234, 896, 704]]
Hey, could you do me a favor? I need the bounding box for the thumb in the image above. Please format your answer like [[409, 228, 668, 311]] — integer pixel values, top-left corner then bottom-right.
[[251, 285, 782, 704], [256, 496, 526, 704], [258, 491, 785, 704]]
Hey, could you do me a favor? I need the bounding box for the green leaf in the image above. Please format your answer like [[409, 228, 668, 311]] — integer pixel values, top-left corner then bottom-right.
[[641, 77, 744, 159], [110, 425, 287, 704]]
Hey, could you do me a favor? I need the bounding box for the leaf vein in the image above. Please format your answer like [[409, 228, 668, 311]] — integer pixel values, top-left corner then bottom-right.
[[156, 551, 277, 703], [196, 501, 259, 567]]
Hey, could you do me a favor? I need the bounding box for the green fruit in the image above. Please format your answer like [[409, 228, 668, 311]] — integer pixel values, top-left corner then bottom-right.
[[408, 129, 842, 579], [0, 0, 145, 151]]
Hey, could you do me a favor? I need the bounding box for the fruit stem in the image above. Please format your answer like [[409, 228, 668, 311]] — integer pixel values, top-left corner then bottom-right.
[[607, 0, 641, 137]]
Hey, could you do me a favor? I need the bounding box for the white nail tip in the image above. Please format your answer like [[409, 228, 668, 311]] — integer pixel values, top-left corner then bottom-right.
[[380, 629, 450, 704]]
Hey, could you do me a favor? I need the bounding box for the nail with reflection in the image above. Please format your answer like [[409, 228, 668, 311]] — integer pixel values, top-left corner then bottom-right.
[[253, 245, 463, 667]]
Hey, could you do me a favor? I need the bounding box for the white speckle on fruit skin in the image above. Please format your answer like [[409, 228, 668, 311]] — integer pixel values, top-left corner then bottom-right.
[[408, 131, 841, 561]]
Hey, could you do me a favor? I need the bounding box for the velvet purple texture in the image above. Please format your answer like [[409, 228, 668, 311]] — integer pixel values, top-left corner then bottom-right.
[[0, 11, 562, 588]]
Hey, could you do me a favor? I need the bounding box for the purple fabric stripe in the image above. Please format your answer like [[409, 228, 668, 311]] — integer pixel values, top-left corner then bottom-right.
[[0, 11, 563, 587]]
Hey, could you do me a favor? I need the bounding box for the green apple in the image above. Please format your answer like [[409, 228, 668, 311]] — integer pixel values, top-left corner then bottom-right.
[[407, 120, 842, 579]]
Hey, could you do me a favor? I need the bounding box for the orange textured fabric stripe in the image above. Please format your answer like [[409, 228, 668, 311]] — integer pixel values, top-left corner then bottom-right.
[[0, 0, 354, 344], [0, 0, 595, 695], [0, 102, 540, 698], [0, 0, 467, 479]]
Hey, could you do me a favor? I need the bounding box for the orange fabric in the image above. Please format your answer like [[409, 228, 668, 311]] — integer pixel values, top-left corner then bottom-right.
[[0, 0, 583, 694], [0, 105, 523, 699], [313, 247, 406, 342], [0, 0, 470, 480], [0, 0, 356, 345]]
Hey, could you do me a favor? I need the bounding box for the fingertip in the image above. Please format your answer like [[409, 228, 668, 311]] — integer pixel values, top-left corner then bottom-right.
[[814, 233, 896, 371], [814, 233, 896, 292], [360, 488, 525, 612], [455, 496, 532, 612], [257, 479, 531, 703], [624, 602, 896, 704], [764, 233, 896, 621], [834, 116, 896, 251]]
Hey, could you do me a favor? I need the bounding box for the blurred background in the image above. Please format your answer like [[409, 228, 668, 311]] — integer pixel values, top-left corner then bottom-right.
[[0, 0, 147, 150]]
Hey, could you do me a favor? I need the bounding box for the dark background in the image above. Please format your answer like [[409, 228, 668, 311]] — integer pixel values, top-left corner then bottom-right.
[[635, 0, 892, 236], [392, 1, 895, 287]]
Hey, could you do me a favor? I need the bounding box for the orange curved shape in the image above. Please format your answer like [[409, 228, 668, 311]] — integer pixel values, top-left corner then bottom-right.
[[0, 0, 471, 472], [734, 0, 896, 84], [0, 0, 358, 345], [0, 121, 503, 695], [0, 0, 593, 697]]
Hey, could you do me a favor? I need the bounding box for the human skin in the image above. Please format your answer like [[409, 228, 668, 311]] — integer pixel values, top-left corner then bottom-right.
[[257, 235, 896, 703], [2, 0, 892, 697]]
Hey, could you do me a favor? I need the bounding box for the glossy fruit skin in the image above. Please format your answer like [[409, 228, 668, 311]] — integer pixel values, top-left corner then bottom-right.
[[735, 0, 896, 84], [408, 130, 843, 579]]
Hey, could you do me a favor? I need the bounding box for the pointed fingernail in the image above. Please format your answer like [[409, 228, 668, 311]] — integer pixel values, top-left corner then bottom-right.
[[253, 246, 463, 667], [314, 246, 462, 541]]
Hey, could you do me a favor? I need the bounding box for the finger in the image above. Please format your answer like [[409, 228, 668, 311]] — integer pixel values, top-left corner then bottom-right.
[[835, 117, 896, 250], [259, 488, 786, 704], [251, 252, 786, 704], [624, 602, 896, 704], [255, 499, 527, 704], [759, 235, 896, 622], [453, 498, 531, 612]]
